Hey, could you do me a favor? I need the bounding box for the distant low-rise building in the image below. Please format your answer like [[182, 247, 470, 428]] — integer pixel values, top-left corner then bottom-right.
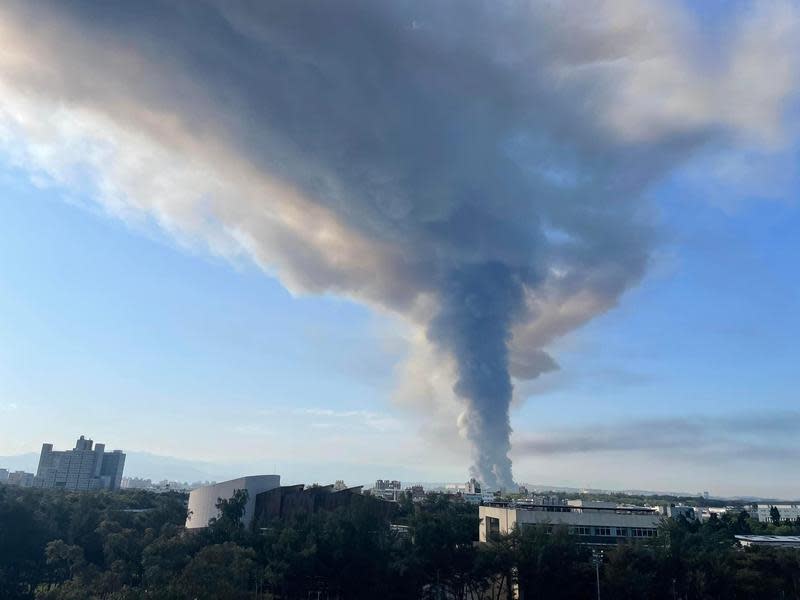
[[121, 477, 153, 490], [408, 485, 425, 501], [656, 505, 696, 520], [480, 500, 662, 545], [531, 495, 566, 507], [753, 504, 800, 524], [736, 535, 800, 548], [374, 479, 402, 502], [7, 470, 35, 487], [34, 436, 126, 491], [466, 478, 481, 495]]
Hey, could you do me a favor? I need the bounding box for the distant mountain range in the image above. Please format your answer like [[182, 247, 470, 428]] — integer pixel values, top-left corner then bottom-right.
[[0, 451, 437, 487], [1, 452, 794, 503], [0, 452, 238, 483]]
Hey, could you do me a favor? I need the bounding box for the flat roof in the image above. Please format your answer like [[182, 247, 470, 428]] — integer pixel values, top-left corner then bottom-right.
[[736, 535, 800, 543], [484, 502, 658, 515]]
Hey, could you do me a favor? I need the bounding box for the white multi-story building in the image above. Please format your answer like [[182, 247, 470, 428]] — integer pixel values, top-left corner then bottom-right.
[[754, 504, 800, 523], [34, 435, 126, 491], [0, 468, 8, 483], [480, 500, 662, 545]]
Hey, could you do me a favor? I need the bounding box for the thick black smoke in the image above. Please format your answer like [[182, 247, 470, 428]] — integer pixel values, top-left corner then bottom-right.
[[0, 0, 796, 488]]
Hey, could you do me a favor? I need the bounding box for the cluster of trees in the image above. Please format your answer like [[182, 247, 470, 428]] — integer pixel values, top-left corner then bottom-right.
[[2, 484, 800, 599]]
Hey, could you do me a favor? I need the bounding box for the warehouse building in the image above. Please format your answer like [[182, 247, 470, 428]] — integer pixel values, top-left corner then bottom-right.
[[752, 504, 800, 523], [251, 483, 377, 528], [479, 499, 662, 545]]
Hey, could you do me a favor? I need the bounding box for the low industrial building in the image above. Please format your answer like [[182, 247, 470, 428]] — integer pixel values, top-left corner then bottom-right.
[[251, 483, 376, 528], [480, 500, 662, 545], [752, 504, 800, 523], [736, 535, 800, 548], [186, 475, 281, 529]]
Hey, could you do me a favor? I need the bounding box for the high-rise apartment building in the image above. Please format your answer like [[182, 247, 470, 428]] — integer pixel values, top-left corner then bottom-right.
[[35, 435, 126, 491]]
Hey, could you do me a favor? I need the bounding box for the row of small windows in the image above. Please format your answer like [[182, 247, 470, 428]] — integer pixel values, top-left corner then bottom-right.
[[490, 521, 658, 539], [566, 526, 657, 538], [631, 528, 656, 538]]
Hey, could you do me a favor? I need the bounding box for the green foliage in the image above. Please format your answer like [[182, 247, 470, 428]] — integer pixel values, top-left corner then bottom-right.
[[3, 486, 800, 599], [208, 488, 249, 543], [514, 525, 593, 599]]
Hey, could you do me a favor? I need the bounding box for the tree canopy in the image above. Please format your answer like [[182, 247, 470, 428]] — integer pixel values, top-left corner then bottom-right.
[[2, 485, 800, 599]]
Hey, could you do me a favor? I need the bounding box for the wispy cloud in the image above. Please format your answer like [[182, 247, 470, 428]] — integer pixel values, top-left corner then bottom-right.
[[234, 407, 402, 436], [293, 408, 402, 432]]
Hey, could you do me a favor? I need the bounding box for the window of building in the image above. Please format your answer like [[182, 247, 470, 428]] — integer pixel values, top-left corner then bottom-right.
[[487, 517, 501, 541], [616, 528, 627, 537], [574, 526, 591, 536], [595, 527, 611, 536], [631, 528, 656, 538]]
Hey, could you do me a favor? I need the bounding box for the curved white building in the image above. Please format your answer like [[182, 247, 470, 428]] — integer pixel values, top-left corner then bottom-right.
[[186, 475, 280, 529]]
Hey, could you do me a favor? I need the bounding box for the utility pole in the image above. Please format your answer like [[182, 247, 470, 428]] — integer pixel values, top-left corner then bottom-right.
[[591, 548, 604, 600]]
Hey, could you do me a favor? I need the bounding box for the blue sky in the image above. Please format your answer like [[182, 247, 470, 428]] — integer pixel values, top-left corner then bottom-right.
[[1, 0, 799, 496], [3, 155, 799, 495], [0, 172, 406, 464]]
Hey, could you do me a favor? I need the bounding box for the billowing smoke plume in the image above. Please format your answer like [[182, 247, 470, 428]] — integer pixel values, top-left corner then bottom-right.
[[431, 265, 527, 488], [0, 0, 798, 488]]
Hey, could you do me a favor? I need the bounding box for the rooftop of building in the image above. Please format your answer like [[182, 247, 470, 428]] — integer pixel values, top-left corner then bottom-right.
[[484, 501, 658, 515], [736, 535, 800, 543]]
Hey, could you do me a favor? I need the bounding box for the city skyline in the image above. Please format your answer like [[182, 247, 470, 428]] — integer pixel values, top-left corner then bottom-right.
[[1, 0, 800, 497]]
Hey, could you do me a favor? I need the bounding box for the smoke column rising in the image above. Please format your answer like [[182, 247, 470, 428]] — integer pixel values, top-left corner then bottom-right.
[[0, 0, 798, 488], [431, 264, 527, 488]]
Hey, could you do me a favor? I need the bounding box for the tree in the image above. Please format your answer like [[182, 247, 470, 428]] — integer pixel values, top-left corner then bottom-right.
[[208, 489, 249, 542], [770, 505, 781, 526], [514, 525, 593, 600], [44, 540, 86, 581], [176, 542, 257, 600]]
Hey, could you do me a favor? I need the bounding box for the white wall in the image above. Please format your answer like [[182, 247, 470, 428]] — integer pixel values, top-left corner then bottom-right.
[[186, 475, 280, 529]]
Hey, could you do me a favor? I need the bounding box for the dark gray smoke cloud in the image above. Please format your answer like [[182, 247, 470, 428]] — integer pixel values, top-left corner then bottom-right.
[[430, 264, 528, 487], [515, 412, 800, 462], [0, 0, 797, 488]]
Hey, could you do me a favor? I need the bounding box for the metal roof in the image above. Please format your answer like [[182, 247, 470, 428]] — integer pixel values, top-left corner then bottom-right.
[[736, 535, 800, 543]]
